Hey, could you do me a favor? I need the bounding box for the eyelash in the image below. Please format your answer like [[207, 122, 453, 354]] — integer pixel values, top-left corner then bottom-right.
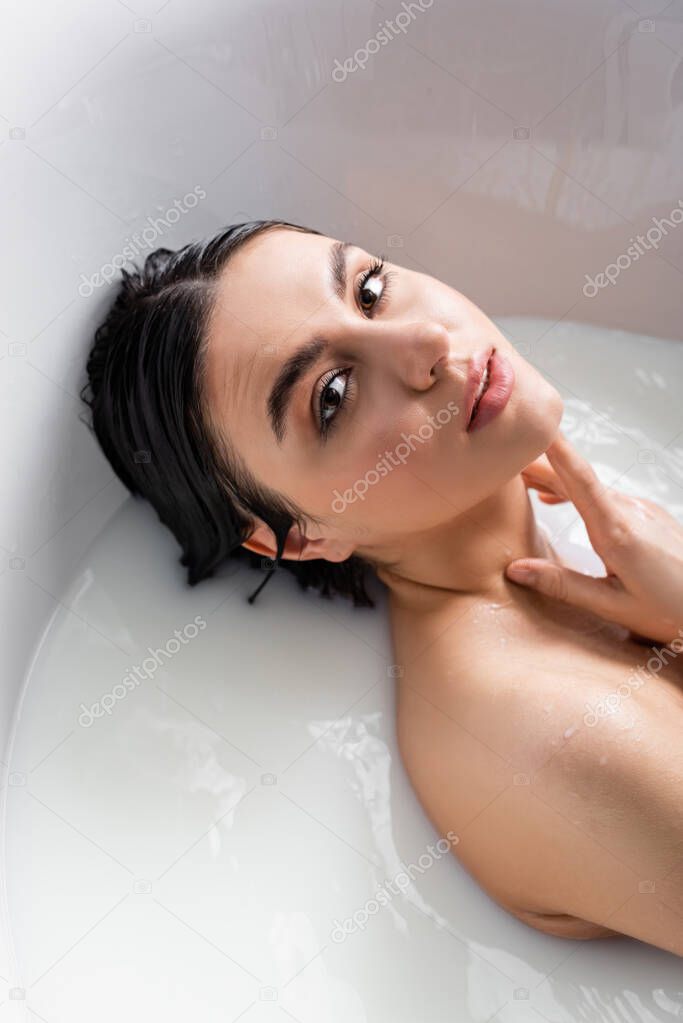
[[358, 256, 391, 317], [315, 256, 394, 440]]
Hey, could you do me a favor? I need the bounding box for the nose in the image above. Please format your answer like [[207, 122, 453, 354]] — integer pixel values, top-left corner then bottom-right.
[[368, 320, 452, 392]]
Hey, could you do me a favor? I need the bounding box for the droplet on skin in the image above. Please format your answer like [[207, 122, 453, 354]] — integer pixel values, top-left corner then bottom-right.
[[563, 725, 577, 740]]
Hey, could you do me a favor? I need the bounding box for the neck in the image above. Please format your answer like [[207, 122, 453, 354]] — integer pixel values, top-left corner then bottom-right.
[[370, 475, 558, 609]]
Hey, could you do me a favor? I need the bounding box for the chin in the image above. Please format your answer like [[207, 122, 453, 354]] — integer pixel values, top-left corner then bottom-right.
[[545, 382, 565, 436], [517, 380, 564, 461], [455, 381, 563, 505], [490, 334, 564, 448], [533, 375, 563, 431]]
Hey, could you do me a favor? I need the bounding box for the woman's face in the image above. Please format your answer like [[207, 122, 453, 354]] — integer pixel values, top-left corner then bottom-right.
[[204, 226, 564, 562]]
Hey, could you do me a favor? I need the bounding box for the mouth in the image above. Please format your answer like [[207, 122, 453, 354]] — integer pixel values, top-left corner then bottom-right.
[[465, 346, 515, 432]]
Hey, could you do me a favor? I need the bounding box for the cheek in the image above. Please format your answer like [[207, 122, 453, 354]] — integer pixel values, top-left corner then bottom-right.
[[320, 410, 470, 527], [361, 403, 464, 482]]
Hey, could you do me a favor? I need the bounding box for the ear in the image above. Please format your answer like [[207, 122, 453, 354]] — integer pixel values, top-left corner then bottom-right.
[[241, 521, 356, 564]]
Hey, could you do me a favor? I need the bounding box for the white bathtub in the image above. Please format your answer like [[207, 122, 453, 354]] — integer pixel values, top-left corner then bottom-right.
[[2, 1, 683, 1019]]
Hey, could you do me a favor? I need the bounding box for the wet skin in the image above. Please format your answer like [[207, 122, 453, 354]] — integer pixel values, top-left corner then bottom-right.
[[203, 226, 683, 955]]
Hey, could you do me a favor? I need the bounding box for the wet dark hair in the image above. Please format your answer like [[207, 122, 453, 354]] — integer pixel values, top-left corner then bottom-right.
[[79, 219, 376, 607]]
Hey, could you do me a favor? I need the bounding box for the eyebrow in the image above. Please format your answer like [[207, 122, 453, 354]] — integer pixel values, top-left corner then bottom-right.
[[266, 240, 351, 443]]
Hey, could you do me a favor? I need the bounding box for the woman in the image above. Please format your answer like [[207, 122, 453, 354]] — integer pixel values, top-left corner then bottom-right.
[[80, 218, 683, 956]]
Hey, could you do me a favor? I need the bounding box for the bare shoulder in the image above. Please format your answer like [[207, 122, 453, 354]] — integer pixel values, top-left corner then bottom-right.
[[395, 632, 683, 955]]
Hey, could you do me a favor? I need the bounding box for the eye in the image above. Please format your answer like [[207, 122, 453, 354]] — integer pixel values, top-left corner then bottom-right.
[[315, 367, 354, 440], [312, 255, 393, 440], [357, 256, 393, 317]]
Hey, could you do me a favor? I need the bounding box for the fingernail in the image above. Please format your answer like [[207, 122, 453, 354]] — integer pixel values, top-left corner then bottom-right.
[[506, 565, 536, 583]]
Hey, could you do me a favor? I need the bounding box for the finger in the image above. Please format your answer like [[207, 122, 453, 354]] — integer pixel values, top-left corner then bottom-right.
[[544, 431, 617, 529], [505, 557, 627, 621], [537, 493, 568, 504], [521, 453, 554, 479], [521, 455, 568, 498], [522, 474, 568, 499], [524, 483, 568, 502]]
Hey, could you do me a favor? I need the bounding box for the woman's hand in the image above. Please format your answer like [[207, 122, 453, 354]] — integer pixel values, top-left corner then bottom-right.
[[507, 430, 683, 647], [521, 452, 569, 504]]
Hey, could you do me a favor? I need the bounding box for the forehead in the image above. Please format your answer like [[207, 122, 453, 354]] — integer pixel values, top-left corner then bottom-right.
[[209, 227, 338, 350], [202, 227, 340, 451]]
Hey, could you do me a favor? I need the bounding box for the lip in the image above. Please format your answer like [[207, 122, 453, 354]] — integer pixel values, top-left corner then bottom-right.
[[465, 346, 515, 433]]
